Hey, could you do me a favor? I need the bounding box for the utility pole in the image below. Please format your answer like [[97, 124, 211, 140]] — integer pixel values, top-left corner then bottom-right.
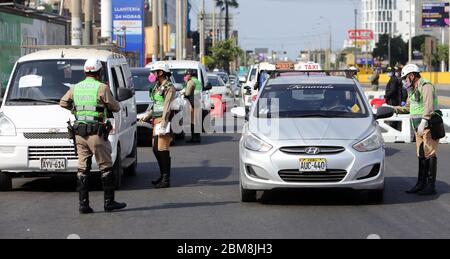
[[83, 0, 93, 45], [152, 0, 158, 62], [199, 0, 205, 63], [59, 0, 65, 16], [159, 0, 164, 61], [71, 0, 82, 45], [408, 0, 412, 64], [441, 27, 445, 72], [182, 0, 187, 59], [176, 0, 182, 60], [101, 0, 112, 43], [212, 7, 216, 47], [354, 8, 357, 67]]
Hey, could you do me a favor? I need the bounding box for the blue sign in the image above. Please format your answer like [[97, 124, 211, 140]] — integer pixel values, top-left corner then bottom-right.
[[112, 0, 145, 66], [357, 58, 373, 65]]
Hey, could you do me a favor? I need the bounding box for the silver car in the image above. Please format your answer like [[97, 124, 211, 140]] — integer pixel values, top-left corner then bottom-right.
[[237, 72, 394, 203]]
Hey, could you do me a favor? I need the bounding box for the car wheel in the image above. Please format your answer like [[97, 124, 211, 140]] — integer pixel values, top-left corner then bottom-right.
[[0, 172, 12, 191], [202, 109, 211, 133], [367, 189, 384, 204], [124, 136, 138, 177], [240, 185, 257, 203], [113, 145, 123, 190]]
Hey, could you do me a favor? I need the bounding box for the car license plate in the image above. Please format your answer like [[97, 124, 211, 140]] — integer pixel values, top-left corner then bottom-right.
[[41, 158, 67, 171], [299, 158, 327, 172]]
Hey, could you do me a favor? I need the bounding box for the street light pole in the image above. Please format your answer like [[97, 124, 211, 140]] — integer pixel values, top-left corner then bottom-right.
[[408, 0, 412, 63], [354, 8, 357, 67]]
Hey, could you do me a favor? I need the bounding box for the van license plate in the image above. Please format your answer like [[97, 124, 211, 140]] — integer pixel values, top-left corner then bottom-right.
[[299, 158, 327, 172], [41, 158, 67, 171]]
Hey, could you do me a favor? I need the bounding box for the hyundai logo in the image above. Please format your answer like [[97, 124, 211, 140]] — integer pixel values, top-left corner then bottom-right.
[[305, 147, 320, 155]]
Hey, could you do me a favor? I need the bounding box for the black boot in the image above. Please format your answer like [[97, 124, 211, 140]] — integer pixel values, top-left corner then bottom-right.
[[102, 169, 127, 212], [419, 157, 438, 196], [155, 151, 171, 189], [186, 124, 197, 143], [151, 139, 163, 185], [406, 158, 428, 194], [77, 170, 93, 214]]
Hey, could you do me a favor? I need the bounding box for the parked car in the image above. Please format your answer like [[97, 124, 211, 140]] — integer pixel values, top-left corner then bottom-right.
[[208, 73, 234, 104], [0, 47, 138, 191], [233, 71, 394, 203]]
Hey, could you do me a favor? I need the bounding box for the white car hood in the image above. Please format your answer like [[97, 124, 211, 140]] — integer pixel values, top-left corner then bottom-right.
[[1, 105, 75, 130], [249, 117, 375, 141]]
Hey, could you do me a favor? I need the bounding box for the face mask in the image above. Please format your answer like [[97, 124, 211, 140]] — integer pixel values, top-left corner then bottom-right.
[[148, 73, 157, 83], [183, 75, 190, 82], [402, 79, 411, 90], [395, 73, 400, 78], [388, 72, 394, 77]]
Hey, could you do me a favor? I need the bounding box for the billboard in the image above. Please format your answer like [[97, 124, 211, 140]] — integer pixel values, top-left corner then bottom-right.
[[422, 2, 450, 28], [347, 30, 374, 41], [112, 0, 145, 66]]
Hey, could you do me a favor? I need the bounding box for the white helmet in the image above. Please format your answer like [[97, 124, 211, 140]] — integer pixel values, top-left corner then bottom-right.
[[149, 61, 170, 73], [84, 58, 102, 73], [349, 66, 357, 71], [401, 64, 420, 78]]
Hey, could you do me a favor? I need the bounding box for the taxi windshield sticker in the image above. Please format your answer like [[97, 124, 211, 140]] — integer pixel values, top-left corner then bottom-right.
[[351, 104, 360, 113]]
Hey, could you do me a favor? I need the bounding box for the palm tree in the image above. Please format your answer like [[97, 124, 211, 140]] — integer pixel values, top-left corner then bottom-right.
[[215, 0, 239, 40]]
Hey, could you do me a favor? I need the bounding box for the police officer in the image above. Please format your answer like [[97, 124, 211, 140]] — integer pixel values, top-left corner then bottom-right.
[[183, 69, 202, 143], [60, 58, 127, 214], [395, 64, 440, 195], [141, 62, 176, 188]]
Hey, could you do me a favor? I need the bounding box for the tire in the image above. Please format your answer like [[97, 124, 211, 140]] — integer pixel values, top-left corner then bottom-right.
[[124, 135, 138, 177], [367, 189, 384, 204], [240, 185, 257, 203], [0, 172, 12, 191], [113, 145, 123, 190]]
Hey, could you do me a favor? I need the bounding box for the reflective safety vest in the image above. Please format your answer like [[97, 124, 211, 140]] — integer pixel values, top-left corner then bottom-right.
[[192, 77, 202, 95], [409, 78, 439, 129], [151, 86, 165, 118], [73, 78, 106, 124]]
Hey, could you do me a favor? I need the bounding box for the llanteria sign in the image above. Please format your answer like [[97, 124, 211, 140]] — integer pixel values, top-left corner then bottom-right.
[[112, 0, 145, 66]]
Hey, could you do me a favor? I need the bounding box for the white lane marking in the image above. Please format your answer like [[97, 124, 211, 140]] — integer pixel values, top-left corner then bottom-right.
[[67, 234, 81, 239], [367, 234, 381, 239]]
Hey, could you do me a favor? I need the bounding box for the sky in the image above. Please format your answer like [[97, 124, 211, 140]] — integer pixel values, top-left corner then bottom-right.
[[190, 0, 360, 60]]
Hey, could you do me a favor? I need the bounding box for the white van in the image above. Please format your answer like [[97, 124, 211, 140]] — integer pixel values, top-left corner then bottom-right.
[[0, 48, 138, 191]]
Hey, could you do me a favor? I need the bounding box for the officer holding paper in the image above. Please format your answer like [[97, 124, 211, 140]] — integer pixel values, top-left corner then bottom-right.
[[141, 62, 176, 188]]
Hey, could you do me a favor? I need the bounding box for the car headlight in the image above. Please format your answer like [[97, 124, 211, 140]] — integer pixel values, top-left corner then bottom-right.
[[244, 133, 272, 152], [0, 113, 16, 136], [353, 131, 382, 152]]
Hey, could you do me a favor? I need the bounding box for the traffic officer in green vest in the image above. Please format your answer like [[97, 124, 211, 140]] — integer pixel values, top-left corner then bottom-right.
[[60, 58, 127, 214], [183, 69, 202, 143], [141, 61, 176, 188], [394, 64, 440, 195]]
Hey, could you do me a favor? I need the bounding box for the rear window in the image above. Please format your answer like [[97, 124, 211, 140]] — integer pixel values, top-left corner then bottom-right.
[[255, 83, 369, 118]]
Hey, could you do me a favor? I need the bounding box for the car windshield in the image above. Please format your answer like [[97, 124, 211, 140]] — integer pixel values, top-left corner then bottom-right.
[[255, 83, 369, 118], [217, 73, 229, 83], [171, 69, 190, 84], [208, 76, 225, 87], [6, 59, 105, 105], [132, 69, 155, 91]]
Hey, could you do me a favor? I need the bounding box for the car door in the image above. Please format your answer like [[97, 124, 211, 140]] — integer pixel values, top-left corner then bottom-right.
[[110, 64, 130, 158], [120, 63, 137, 155]]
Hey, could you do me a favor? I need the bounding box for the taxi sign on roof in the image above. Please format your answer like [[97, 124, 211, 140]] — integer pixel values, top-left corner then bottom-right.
[[296, 62, 322, 71]]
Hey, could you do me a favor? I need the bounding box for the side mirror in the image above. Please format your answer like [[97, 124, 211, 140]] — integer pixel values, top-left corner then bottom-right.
[[117, 88, 133, 102], [204, 82, 213, 91], [374, 106, 394, 120]]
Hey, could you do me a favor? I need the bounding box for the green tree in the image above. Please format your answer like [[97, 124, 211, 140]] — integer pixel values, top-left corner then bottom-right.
[[373, 34, 408, 66], [208, 38, 243, 73], [215, 0, 239, 40]]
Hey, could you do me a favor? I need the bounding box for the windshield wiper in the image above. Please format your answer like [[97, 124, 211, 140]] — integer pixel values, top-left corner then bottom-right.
[[8, 98, 60, 105]]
